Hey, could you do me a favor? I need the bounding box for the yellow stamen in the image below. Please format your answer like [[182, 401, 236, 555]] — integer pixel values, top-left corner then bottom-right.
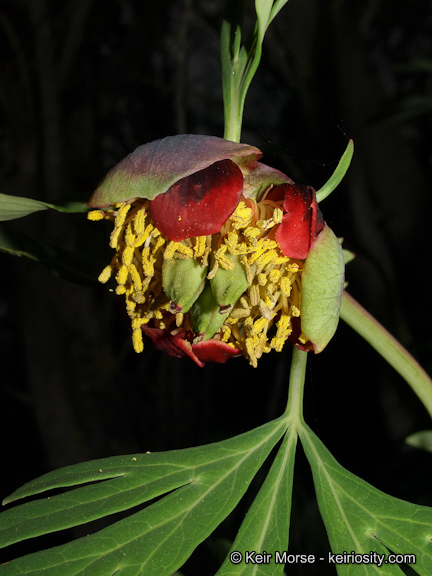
[[87, 210, 105, 221], [93, 194, 305, 364]]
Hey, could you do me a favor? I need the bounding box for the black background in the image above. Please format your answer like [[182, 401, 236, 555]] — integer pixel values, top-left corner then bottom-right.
[[1, 0, 432, 573]]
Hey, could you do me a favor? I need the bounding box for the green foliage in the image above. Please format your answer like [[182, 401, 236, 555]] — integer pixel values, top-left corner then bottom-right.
[[406, 430, 432, 453], [1, 412, 431, 575], [221, 0, 291, 141], [0, 193, 89, 221], [300, 425, 432, 576], [315, 140, 354, 203]]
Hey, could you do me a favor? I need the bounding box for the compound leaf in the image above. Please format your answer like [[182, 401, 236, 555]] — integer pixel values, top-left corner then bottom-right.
[[300, 424, 432, 576], [0, 417, 288, 576], [216, 426, 297, 575]]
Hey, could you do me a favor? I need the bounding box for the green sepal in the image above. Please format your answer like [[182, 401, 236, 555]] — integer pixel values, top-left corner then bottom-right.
[[210, 254, 248, 312], [162, 256, 207, 313], [89, 135, 262, 208], [191, 283, 229, 341], [301, 225, 345, 353]]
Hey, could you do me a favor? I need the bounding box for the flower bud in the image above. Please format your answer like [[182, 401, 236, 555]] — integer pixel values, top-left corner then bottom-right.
[[210, 254, 248, 313], [162, 256, 207, 313]]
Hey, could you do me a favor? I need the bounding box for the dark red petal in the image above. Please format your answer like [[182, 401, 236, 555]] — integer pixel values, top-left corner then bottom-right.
[[192, 340, 241, 363], [141, 325, 205, 367], [275, 184, 324, 260], [149, 159, 243, 241]]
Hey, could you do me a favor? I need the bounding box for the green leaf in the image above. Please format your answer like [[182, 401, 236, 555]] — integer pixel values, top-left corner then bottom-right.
[[315, 140, 354, 203], [215, 426, 297, 575], [0, 193, 89, 221], [300, 424, 432, 576], [221, 1, 290, 142], [0, 417, 288, 576], [406, 430, 432, 453], [255, 0, 273, 45]]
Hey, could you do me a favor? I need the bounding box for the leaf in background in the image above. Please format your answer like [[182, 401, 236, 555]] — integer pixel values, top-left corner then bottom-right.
[[315, 140, 354, 203], [221, 0, 290, 141], [215, 426, 297, 575], [0, 193, 89, 222], [0, 417, 288, 575], [300, 424, 432, 576], [406, 430, 432, 453]]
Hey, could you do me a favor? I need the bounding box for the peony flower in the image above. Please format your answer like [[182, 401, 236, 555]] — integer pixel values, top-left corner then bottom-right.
[[88, 135, 344, 367]]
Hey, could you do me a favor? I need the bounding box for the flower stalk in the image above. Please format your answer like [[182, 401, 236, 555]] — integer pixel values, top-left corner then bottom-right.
[[340, 291, 432, 419]]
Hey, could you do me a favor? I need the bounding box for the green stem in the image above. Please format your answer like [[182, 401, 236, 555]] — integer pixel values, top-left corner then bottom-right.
[[223, 97, 243, 143], [285, 347, 308, 426], [340, 291, 432, 419]]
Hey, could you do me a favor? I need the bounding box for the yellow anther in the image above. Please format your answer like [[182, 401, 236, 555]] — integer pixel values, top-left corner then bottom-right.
[[225, 231, 239, 251], [116, 284, 126, 295], [87, 210, 105, 221], [214, 244, 235, 270], [239, 296, 249, 309], [164, 241, 181, 260], [164, 240, 193, 260], [269, 269, 280, 283], [134, 208, 146, 235], [132, 316, 144, 330], [241, 256, 254, 285], [251, 316, 269, 336], [175, 242, 194, 258], [194, 236, 207, 258], [221, 325, 231, 342], [273, 207, 283, 224], [259, 300, 272, 321], [129, 264, 142, 291], [291, 305, 301, 317], [248, 239, 278, 265], [249, 283, 260, 307], [271, 313, 292, 352], [98, 264, 114, 284], [122, 245, 134, 267], [132, 291, 145, 304], [258, 273, 267, 286], [244, 226, 261, 240], [109, 226, 123, 249], [230, 201, 253, 229], [141, 247, 155, 276], [134, 224, 154, 248], [124, 223, 136, 247], [280, 277, 292, 297], [175, 313, 184, 327], [155, 236, 166, 250], [228, 307, 250, 319], [115, 203, 131, 228], [288, 262, 301, 273], [116, 264, 129, 285], [255, 249, 279, 268], [132, 329, 144, 353]]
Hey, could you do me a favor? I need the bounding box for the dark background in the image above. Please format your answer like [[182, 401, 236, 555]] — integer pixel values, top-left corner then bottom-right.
[[1, 0, 432, 573]]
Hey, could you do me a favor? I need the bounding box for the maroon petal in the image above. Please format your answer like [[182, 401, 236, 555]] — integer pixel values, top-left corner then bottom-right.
[[141, 325, 240, 366], [142, 325, 205, 367], [274, 184, 324, 259], [89, 135, 261, 208], [192, 340, 241, 363], [149, 159, 244, 241]]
